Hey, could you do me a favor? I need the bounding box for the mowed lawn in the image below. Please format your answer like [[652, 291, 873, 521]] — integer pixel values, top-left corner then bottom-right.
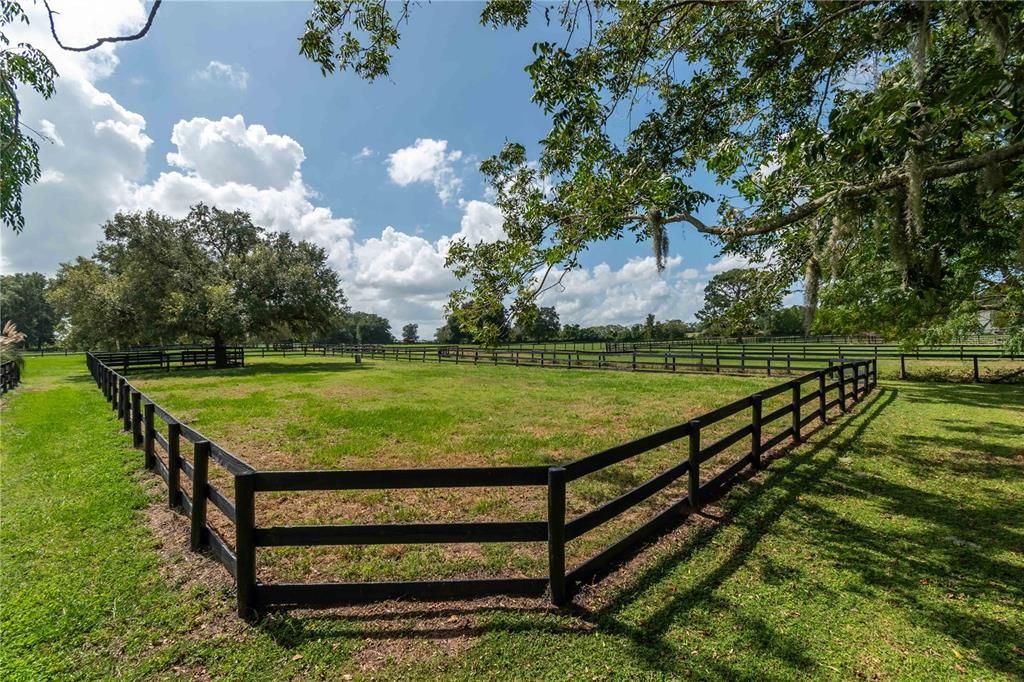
[[0, 355, 1020, 680]]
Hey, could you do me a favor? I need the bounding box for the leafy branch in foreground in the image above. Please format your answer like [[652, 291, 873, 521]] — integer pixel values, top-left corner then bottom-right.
[[304, 1, 1023, 347], [1, 1, 162, 232]]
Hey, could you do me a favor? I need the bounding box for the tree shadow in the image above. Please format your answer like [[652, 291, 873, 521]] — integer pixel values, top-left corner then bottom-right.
[[71, 361, 369, 385], [897, 380, 1024, 410]]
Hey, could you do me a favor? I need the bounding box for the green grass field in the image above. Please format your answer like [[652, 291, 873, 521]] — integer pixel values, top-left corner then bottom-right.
[[2, 355, 1022, 680]]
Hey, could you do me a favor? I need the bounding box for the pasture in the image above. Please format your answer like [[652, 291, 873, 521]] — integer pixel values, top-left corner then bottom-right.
[[2, 354, 1022, 680]]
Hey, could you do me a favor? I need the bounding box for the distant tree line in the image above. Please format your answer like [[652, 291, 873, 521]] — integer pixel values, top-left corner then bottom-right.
[[0, 204, 402, 363]]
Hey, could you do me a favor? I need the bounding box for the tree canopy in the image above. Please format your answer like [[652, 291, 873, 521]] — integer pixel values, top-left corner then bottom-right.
[[0, 271, 57, 347], [302, 0, 1024, 349], [47, 204, 346, 363], [696, 268, 788, 338]]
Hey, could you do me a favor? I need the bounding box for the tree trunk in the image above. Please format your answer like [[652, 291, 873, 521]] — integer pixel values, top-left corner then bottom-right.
[[213, 334, 229, 368]]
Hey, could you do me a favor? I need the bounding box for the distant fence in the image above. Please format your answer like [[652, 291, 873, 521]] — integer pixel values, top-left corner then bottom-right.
[[86, 350, 877, 620], [88, 347, 245, 373], [602, 341, 1018, 382], [1, 360, 20, 393], [328, 342, 1018, 382]]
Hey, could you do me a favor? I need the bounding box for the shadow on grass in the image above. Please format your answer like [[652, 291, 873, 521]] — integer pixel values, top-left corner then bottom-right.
[[66, 361, 369, 384], [896, 380, 1024, 410]]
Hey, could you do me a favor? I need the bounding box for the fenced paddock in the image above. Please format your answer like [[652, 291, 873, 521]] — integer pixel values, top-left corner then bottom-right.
[[87, 351, 877, 620]]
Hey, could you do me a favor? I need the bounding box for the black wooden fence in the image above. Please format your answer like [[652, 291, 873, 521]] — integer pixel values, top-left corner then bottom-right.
[[1, 360, 20, 393], [87, 350, 877, 620], [89, 347, 245, 373], [327, 342, 1016, 382]]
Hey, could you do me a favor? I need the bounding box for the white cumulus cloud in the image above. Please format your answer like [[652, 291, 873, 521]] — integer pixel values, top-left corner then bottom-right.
[[193, 60, 249, 90], [539, 256, 708, 326], [387, 138, 463, 203]]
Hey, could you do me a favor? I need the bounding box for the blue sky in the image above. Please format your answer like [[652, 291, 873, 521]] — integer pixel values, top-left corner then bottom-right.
[[6, 0, 752, 335]]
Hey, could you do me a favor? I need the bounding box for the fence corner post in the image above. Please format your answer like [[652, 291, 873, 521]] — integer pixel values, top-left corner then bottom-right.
[[235, 472, 258, 621], [751, 395, 763, 470], [688, 420, 702, 511], [547, 466, 567, 607], [190, 441, 211, 552]]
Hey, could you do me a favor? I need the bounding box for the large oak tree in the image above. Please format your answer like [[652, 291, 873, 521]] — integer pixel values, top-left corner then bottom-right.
[[48, 204, 346, 364], [301, 0, 1024, 349]]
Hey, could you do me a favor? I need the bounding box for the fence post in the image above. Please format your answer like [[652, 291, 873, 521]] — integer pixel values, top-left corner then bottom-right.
[[973, 356, 979, 383], [190, 441, 211, 552], [818, 371, 827, 423], [122, 384, 131, 431], [116, 378, 126, 419], [235, 472, 257, 621], [111, 373, 119, 412], [838, 365, 847, 413], [547, 466, 567, 606], [751, 395, 763, 469], [899, 354, 906, 380], [167, 423, 181, 509], [688, 420, 702, 511], [791, 381, 801, 444], [143, 402, 155, 469], [131, 391, 143, 447]]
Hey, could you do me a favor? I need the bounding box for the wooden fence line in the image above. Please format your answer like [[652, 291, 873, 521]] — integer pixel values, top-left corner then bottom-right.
[[328, 343, 1013, 382], [86, 351, 877, 620]]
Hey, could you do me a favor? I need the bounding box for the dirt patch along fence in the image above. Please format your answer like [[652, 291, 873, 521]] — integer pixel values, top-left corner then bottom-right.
[[86, 352, 877, 621], [1, 360, 21, 393]]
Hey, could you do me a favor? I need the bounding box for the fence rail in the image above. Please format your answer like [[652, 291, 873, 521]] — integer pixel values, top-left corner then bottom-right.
[[86, 349, 878, 620]]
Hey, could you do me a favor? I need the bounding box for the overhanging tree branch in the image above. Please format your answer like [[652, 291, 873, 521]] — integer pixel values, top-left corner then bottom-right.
[[629, 141, 1024, 238], [43, 0, 162, 52]]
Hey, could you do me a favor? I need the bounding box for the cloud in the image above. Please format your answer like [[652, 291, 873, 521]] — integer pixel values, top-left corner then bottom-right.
[[704, 253, 752, 273], [387, 138, 463, 203], [38, 169, 65, 184], [538, 256, 708, 326], [353, 146, 374, 160], [5, 4, 715, 333], [39, 119, 64, 146], [193, 60, 249, 90], [165, 115, 305, 190], [454, 199, 504, 244]]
